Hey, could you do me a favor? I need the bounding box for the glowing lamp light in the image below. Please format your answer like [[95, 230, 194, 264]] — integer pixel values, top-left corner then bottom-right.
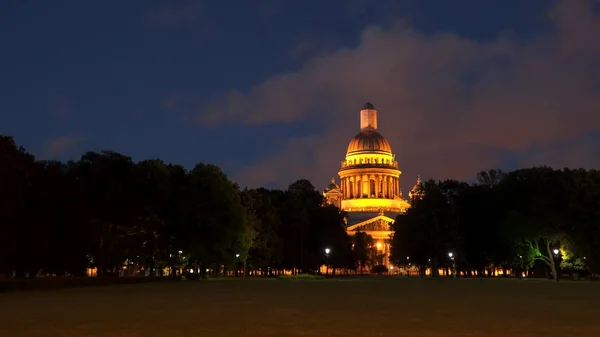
[[325, 248, 331, 255], [235, 253, 240, 258], [553, 249, 559, 255], [406, 256, 410, 260], [376, 242, 382, 248], [448, 252, 453, 258]]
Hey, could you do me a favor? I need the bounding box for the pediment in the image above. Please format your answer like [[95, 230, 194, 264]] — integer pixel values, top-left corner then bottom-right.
[[346, 215, 395, 231], [324, 188, 343, 195]]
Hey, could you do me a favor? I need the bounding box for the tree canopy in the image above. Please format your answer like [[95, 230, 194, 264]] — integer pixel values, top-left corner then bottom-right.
[[2, 135, 599, 280], [0, 136, 353, 278], [390, 168, 600, 279]]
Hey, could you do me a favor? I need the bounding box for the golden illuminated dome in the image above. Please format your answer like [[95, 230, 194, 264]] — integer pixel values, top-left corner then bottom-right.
[[346, 130, 392, 154]]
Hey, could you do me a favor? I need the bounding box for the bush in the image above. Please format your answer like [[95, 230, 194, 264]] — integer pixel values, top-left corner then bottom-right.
[[370, 265, 389, 275], [277, 274, 326, 280]]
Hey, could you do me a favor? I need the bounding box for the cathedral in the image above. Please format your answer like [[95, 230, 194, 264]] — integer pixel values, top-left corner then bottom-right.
[[323, 102, 422, 268]]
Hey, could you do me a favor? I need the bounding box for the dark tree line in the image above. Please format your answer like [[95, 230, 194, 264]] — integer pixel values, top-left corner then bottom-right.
[[3, 135, 600, 280], [390, 168, 600, 280], [0, 136, 356, 279]]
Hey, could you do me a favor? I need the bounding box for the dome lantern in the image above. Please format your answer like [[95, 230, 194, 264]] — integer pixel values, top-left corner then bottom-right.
[[360, 102, 377, 131]]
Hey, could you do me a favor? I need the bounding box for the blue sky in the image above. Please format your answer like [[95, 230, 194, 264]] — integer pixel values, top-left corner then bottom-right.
[[1, 0, 599, 191]]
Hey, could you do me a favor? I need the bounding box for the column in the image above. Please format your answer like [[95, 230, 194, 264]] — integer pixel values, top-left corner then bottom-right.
[[398, 178, 402, 198], [348, 177, 352, 198], [344, 177, 350, 199], [359, 175, 363, 198], [376, 175, 380, 198], [383, 176, 388, 198], [388, 176, 392, 198]]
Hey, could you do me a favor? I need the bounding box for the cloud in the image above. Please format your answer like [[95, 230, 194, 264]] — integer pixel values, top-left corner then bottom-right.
[[187, 0, 600, 189], [44, 136, 84, 159], [288, 34, 342, 61]]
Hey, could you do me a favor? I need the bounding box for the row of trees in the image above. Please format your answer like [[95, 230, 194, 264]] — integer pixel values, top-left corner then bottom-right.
[[2, 135, 382, 278], [391, 168, 600, 279], [2, 135, 599, 279]]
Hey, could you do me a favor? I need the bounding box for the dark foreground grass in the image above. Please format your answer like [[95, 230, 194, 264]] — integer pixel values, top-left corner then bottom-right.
[[1, 277, 599, 337]]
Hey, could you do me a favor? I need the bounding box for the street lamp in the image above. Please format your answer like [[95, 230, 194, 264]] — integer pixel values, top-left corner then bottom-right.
[[448, 252, 456, 278], [325, 248, 331, 275], [235, 253, 241, 278], [551, 249, 561, 281]]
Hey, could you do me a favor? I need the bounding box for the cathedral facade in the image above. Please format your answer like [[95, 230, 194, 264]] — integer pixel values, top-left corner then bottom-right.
[[323, 102, 421, 269]]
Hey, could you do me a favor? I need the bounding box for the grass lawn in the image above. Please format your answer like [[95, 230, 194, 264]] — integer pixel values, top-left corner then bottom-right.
[[1, 277, 599, 337]]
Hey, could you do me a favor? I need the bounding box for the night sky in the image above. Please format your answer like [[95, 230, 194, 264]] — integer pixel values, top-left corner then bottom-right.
[[2, 0, 599, 192]]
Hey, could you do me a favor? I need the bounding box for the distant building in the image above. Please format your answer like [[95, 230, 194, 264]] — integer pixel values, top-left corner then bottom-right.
[[323, 102, 421, 269]]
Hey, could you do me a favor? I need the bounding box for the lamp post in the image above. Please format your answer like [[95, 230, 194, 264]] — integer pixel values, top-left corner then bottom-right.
[[236, 253, 240, 278], [552, 249, 560, 281], [518, 255, 524, 277], [448, 252, 456, 278], [428, 258, 432, 278], [406, 256, 410, 278], [325, 248, 331, 276]]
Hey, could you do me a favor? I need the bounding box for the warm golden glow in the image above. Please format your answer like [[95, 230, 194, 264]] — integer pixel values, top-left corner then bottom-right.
[[322, 103, 417, 272], [343, 198, 408, 213]]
